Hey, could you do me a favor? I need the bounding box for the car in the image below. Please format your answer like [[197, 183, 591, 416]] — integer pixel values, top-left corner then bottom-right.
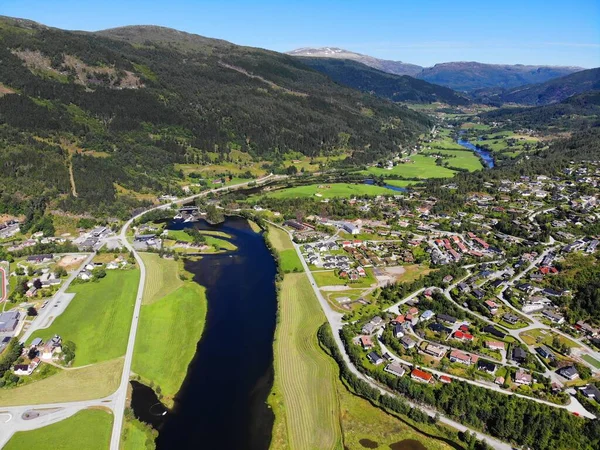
[[41, 301, 49, 309]]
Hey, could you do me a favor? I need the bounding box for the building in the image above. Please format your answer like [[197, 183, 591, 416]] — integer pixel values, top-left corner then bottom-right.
[[483, 325, 506, 339], [477, 360, 497, 374], [359, 335, 373, 349], [0, 311, 20, 333], [341, 222, 360, 235], [411, 368, 433, 383], [557, 366, 579, 380], [400, 335, 416, 349], [502, 313, 519, 325], [439, 375, 452, 384], [367, 352, 384, 365], [484, 300, 499, 314], [437, 313, 457, 324], [486, 341, 505, 351], [453, 330, 474, 341], [514, 370, 533, 385], [393, 323, 404, 338], [384, 363, 406, 377], [429, 322, 452, 334], [581, 384, 600, 402], [536, 345, 555, 360], [424, 343, 446, 358], [13, 358, 40, 376], [542, 310, 565, 324], [449, 349, 478, 365], [420, 310, 434, 321], [512, 347, 528, 363]]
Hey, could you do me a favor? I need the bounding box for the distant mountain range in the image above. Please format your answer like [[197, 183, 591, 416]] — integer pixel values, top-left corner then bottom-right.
[[473, 68, 600, 105], [287, 47, 584, 92], [296, 57, 471, 106]]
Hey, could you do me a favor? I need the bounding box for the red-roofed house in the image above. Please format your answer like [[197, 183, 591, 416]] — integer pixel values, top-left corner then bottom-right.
[[411, 368, 434, 383], [449, 349, 478, 365], [458, 324, 469, 333], [360, 335, 373, 349], [484, 300, 499, 314], [439, 375, 452, 384], [453, 330, 474, 341]]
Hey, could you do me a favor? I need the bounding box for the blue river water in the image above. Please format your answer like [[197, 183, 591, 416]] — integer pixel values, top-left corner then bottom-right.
[[456, 138, 495, 168], [364, 178, 408, 192]]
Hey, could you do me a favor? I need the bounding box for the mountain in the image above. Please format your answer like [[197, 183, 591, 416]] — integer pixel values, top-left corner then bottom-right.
[[416, 62, 583, 92], [0, 17, 430, 220], [474, 68, 600, 106], [296, 57, 471, 106], [286, 47, 423, 77], [288, 48, 584, 92]]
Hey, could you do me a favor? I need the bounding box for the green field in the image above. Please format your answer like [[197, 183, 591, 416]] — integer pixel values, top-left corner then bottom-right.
[[165, 230, 237, 252], [383, 179, 416, 188], [270, 273, 342, 450], [133, 256, 207, 405], [256, 182, 393, 200], [279, 249, 303, 273], [312, 269, 376, 289], [140, 253, 183, 305], [582, 354, 600, 369], [122, 416, 156, 450], [422, 148, 483, 171], [0, 358, 123, 406], [267, 225, 294, 251], [5, 409, 113, 450], [363, 154, 456, 179], [30, 270, 140, 366]]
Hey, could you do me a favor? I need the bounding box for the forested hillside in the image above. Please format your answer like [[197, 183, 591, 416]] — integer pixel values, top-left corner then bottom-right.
[[296, 57, 471, 106], [0, 17, 430, 219]]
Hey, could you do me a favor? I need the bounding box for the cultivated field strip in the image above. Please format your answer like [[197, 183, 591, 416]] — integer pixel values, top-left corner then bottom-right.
[[139, 253, 183, 304], [274, 273, 342, 450]]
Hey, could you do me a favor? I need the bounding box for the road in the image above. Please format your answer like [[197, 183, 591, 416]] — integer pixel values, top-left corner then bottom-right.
[[0, 174, 279, 449]]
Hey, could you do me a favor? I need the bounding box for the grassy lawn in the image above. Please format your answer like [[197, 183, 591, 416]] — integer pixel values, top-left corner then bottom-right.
[[363, 154, 456, 179], [0, 358, 122, 406], [121, 416, 156, 450], [257, 182, 393, 200], [267, 225, 294, 251], [30, 269, 140, 366], [582, 354, 600, 369], [5, 409, 113, 450], [312, 270, 373, 288], [203, 235, 237, 251], [133, 281, 207, 406], [140, 253, 183, 305], [519, 329, 581, 349], [383, 179, 416, 188], [269, 273, 342, 450], [396, 264, 434, 284]]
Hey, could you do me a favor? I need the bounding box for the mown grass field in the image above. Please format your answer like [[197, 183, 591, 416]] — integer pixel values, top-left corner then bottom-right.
[[363, 154, 456, 179], [312, 269, 376, 289], [279, 249, 303, 273], [121, 416, 156, 450], [5, 409, 113, 450], [133, 256, 207, 405], [0, 358, 122, 406], [270, 273, 342, 450], [140, 253, 183, 305], [267, 225, 294, 250], [30, 269, 140, 366], [422, 148, 483, 171], [256, 182, 393, 199]]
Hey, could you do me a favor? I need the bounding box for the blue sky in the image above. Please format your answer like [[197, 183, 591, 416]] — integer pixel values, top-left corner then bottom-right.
[[2, 0, 599, 67]]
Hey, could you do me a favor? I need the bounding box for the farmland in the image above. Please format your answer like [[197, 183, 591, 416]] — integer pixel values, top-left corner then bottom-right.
[[421, 148, 483, 171], [133, 254, 207, 405], [267, 225, 294, 251], [4, 409, 113, 450], [0, 358, 122, 406], [140, 253, 183, 305], [270, 273, 342, 450], [29, 270, 140, 367], [363, 154, 457, 179], [254, 182, 394, 200]]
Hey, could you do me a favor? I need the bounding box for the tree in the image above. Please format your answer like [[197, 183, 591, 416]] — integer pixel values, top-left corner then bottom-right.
[[92, 267, 106, 280], [54, 266, 67, 278], [27, 306, 37, 317], [33, 278, 42, 290], [286, 165, 298, 175], [205, 205, 225, 225], [27, 347, 38, 360], [62, 341, 76, 365]]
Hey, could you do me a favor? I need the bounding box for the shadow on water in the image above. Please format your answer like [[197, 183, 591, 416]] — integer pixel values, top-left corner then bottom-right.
[[130, 217, 278, 450], [389, 439, 428, 450]]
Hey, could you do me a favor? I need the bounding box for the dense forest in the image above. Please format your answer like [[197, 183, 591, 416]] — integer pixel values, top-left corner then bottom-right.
[[0, 17, 430, 218]]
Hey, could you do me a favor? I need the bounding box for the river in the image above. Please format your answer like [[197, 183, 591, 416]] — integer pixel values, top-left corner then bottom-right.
[[456, 134, 495, 168], [130, 217, 278, 450]]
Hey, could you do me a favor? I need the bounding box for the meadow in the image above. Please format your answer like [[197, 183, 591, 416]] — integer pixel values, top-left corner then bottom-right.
[[270, 273, 342, 450], [0, 358, 122, 405], [4, 409, 113, 450], [421, 148, 483, 171], [363, 154, 456, 179], [133, 254, 207, 405], [255, 182, 393, 199], [30, 270, 140, 366]]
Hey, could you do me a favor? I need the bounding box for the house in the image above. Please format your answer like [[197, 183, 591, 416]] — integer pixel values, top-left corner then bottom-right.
[[443, 275, 454, 284], [477, 360, 497, 374], [362, 322, 377, 335], [26, 254, 53, 263], [424, 343, 446, 358], [502, 313, 519, 325], [393, 323, 405, 338], [482, 325, 506, 339], [581, 384, 600, 402], [420, 310, 434, 321], [437, 313, 457, 324], [0, 311, 20, 333], [429, 322, 452, 334], [473, 289, 485, 300], [393, 315, 405, 324], [31, 337, 43, 348], [78, 270, 92, 281], [400, 335, 416, 349], [367, 351, 384, 365], [449, 349, 478, 365], [542, 310, 565, 324], [458, 282, 470, 294], [13, 358, 40, 376], [511, 347, 528, 363], [106, 262, 119, 270], [486, 341, 505, 351], [384, 363, 406, 377], [41, 335, 62, 359], [557, 366, 579, 380], [536, 345, 555, 360], [453, 330, 474, 341], [411, 368, 433, 383], [514, 370, 533, 385], [484, 300, 499, 314], [495, 376, 505, 385], [360, 335, 373, 349], [439, 375, 452, 384]]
